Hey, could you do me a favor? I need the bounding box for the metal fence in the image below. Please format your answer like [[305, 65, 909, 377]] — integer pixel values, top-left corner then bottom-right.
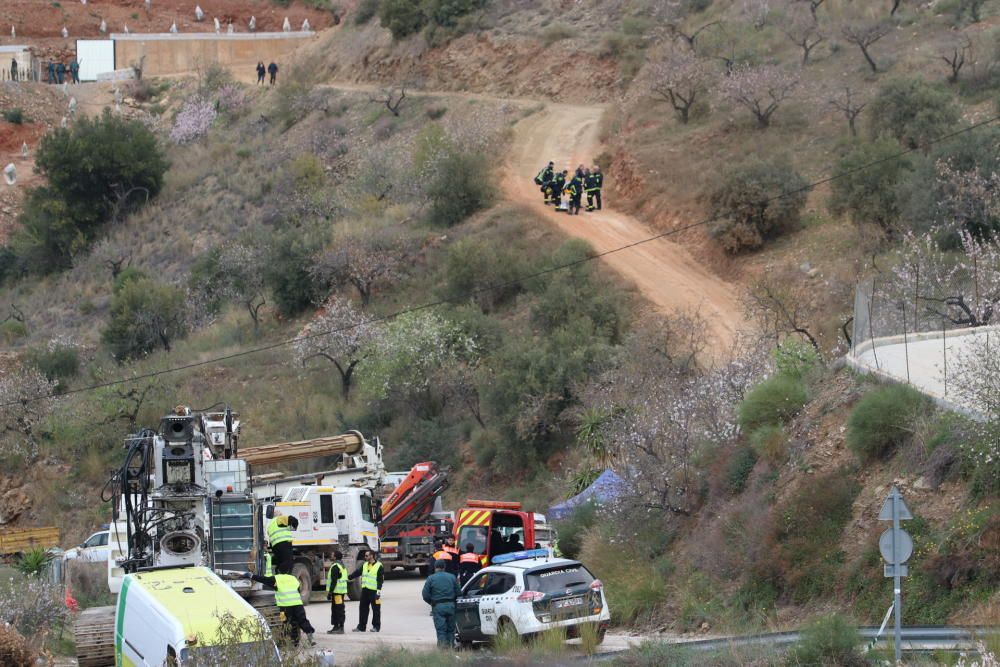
[[848, 278, 996, 418]]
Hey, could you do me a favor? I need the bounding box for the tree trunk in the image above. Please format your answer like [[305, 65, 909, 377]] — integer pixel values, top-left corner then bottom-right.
[[859, 44, 878, 72]]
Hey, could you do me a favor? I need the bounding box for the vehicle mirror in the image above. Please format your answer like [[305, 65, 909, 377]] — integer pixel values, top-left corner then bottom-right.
[[265, 506, 274, 519]]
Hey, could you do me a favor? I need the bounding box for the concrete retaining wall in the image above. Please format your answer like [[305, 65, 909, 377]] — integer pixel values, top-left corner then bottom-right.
[[110, 32, 315, 77]]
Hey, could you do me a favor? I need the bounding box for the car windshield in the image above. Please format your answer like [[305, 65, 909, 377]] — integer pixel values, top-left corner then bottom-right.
[[525, 564, 594, 595]]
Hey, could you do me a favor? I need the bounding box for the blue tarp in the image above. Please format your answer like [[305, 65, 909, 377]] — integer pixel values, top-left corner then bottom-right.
[[548, 469, 625, 521]]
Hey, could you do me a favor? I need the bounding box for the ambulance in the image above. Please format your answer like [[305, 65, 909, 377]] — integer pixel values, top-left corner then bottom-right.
[[114, 566, 279, 666]]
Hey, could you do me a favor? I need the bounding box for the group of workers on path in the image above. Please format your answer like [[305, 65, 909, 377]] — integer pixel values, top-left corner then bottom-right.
[[535, 161, 605, 215], [256, 513, 386, 648], [9, 58, 80, 84]]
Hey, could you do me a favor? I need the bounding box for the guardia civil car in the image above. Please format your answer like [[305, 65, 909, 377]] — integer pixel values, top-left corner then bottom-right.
[[455, 549, 611, 646]]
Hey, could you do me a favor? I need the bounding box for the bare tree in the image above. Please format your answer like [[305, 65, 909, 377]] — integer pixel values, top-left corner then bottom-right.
[[311, 231, 407, 307], [746, 280, 820, 349], [96, 377, 164, 431], [742, 0, 771, 29], [195, 243, 268, 335], [783, 9, 825, 64], [841, 21, 892, 73], [827, 85, 867, 136], [369, 84, 407, 117], [0, 368, 57, 459], [792, 0, 826, 20], [716, 63, 800, 129], [647, 47, 715, 124], [890, 0, 903, 15], [940, 36, 971, 84], [293, 296, 377, 399]]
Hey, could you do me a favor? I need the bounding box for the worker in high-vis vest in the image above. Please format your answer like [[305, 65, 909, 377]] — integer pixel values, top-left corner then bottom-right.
[[348, 550, 384, 632], [248, 571, 316, 647], [325, 550, 348, 634], [266, 513, 297, 574], [262, 550, 273, 577], [458, 543, 481, 586]]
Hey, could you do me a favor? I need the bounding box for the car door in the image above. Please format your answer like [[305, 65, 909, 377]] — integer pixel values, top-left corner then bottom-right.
[[456, 572, 491, 641], [81, 532, 108, 562], [477, 573, 516, 635]]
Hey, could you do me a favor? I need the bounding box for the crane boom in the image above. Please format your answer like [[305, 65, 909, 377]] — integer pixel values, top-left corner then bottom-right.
[[240, 431, 366, 466]]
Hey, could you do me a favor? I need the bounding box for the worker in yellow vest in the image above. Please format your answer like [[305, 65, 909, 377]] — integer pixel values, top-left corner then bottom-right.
[[248, 570, 316, 647], [266, 513, 297, 574], [325, 550, 348, 634], [347, 550, 383, 632]]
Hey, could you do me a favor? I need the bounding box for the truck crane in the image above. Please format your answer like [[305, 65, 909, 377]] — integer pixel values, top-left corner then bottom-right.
[[378, 461, 453, 574]]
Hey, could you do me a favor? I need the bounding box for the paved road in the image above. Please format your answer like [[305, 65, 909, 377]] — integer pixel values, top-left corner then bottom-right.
[[308, 573, 645, 664]]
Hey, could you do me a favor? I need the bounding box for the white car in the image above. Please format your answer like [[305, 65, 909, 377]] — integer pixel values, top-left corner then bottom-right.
[[455, 549, 610, 645], [63, 530, 110, 563]]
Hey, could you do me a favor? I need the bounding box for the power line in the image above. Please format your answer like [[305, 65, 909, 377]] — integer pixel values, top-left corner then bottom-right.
[[6, 113, 999, 407]]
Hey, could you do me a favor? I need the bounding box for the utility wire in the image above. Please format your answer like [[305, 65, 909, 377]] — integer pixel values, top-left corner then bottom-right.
[[6, 113, 1000, 407]]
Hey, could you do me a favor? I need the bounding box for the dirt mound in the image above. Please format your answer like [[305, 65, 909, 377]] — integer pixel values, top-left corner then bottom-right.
[[1, 0, 338, 39]]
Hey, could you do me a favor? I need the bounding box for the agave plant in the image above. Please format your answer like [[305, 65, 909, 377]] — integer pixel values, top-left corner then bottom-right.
[[14, 547, 53, 577]]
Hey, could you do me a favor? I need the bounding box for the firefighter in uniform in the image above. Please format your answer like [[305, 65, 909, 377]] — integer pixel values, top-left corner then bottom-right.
[[458, 544, 481, 586], [248, 571, 316, 647], [565, 172, 583, 215], [534, 161, 555, 204], [551, 170, 568, 210], [592, 165, 604, 210], [266, 513, 296, 574], [325, 550, 348, 634], [432, 540, 457, 576], [348, 550, 384, 632], [584, 169, 600, 212]]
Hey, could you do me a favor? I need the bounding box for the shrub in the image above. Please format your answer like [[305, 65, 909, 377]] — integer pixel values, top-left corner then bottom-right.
[[749, 424, 789, 465], [264, 232, 327, 317], [738, 375, 808, 431], [542, 23, 574, 46], [829, 138, 913, 235], [0, 623, 35, 667], [26, 343, 80, 385], [13, 547, 52, 576], [379, 0, 426, 38], [846, 385, 928, 462], [425, 106, 447, 120], [440, 237, 526, 311], [102, 277, 188, 360], [709, 158, 809, 253], [773, 339, 820, 379], [868, 77, 961, 149], [12, 111, 166, 271], [551, 501, 599, 560], [355, 0, 380, 24], [289, 153, 325, 192], [2, 108, 25, 124], [0, 319, 28, 343], [786, 614, 868, 667], [425, 150, 494, 227], [423, 0, 485, 28], [725, 446, 758, 494]]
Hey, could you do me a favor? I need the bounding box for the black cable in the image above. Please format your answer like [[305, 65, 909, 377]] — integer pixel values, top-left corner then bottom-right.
[[6, 113, 1000, 408]]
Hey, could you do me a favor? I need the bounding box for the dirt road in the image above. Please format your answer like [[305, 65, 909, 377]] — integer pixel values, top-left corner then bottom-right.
[[323, 83, 745, 348], [504, 103, 744, 349]]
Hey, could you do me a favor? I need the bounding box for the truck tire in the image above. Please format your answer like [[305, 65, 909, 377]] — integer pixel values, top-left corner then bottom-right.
[[347, 577, 362, 602], [291, 562, 313, 604]]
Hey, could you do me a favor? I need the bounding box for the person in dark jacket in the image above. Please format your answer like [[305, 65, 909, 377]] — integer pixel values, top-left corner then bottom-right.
[[56, 61, 66, 84], [325, 550, 348, 634], [267, 61, 278, 85], [592, 165, 604, 210], [69, 60, 80, 84], [535, 161, 555, 204], [348, 550, 384, 632], [458, 544, 481, 587], [10, 59, 17, 82], [422, 560, 462, 648], [565, 172, 583, 215], [551, 170, 567, 210], [584, 169, 600, 212], [256, 61, 266, 85], [47, 61, 56, 84]]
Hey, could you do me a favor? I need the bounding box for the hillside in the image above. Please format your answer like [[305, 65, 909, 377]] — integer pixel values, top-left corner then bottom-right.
[[0, 0, 998, 658]]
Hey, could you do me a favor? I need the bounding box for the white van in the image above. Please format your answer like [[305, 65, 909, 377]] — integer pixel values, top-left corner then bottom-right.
[[115, 566, 279, 666]]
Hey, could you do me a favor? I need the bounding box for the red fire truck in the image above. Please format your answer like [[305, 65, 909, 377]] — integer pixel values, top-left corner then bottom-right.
[[454, 500, 538, 566]]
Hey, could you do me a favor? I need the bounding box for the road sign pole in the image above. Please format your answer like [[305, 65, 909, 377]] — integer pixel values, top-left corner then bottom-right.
[[892, 489, 902, 665]]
